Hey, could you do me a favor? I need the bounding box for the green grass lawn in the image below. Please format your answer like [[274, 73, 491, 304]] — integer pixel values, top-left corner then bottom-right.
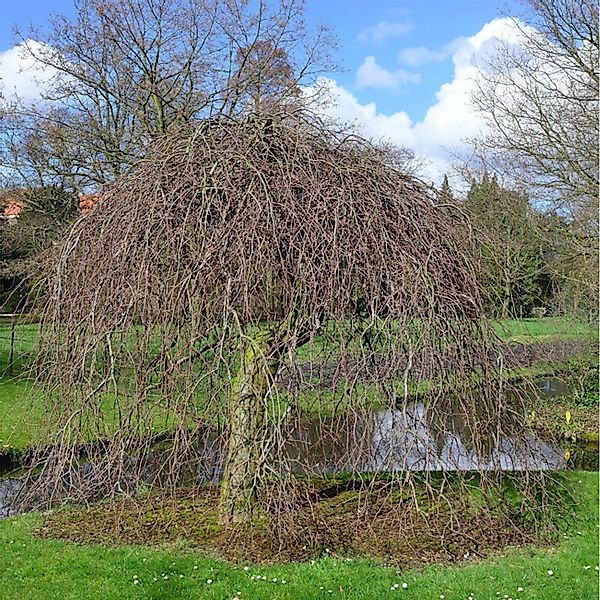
[[1, 317, 595, 375], [0, 375, 184, 452], [0, 471, 597, 599], [0, 322, 39, 375], [0, 378, 46, 450], [494, 317, 597, 344]]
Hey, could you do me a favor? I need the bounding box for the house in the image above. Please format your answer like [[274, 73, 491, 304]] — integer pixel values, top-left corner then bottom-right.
[[78, 193, 100, 214], [1, 190, 100, 220], [0, 195, 25, 221]]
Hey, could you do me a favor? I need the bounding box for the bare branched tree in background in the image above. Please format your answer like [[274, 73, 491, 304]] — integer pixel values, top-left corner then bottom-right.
[[467, 0, 598, 318], [470, 0, 598, 215], [0, 0, 333, 189]]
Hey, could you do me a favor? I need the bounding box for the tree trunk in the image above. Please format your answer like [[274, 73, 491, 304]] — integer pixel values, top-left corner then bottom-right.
[[218, 329, 282, 524]]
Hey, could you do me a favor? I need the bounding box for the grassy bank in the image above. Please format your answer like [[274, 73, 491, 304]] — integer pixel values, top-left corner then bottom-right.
[[0, 471, 597, 599]]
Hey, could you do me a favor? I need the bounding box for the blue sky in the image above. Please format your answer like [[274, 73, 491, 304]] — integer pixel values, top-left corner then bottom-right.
[[304, 0, 516, 121], [0, 0, 524, 182]]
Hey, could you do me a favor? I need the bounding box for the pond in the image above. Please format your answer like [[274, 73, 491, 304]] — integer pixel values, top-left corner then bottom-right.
[[1, 377, 597, 518], [286, 403, 564, 474]]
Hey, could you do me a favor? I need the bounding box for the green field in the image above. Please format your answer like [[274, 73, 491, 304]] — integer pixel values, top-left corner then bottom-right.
[[0, 471, 597, 599], [493, 317, 598, 344], [0, 322, 39, 375]]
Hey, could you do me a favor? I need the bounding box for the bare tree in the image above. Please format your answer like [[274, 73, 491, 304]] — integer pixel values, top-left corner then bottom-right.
[[24, 115, 545, 533], [0, 0, 332, 189], [229, 40, 302, 113], [465, 1, 598, 318], [470, 0, 598, 220]]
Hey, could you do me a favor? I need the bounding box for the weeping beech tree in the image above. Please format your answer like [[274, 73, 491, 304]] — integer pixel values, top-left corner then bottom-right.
[[29, 114, 545, 531]]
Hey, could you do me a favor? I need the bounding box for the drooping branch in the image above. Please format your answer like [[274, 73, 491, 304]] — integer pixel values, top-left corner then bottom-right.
[[26, 114, 538, 534]]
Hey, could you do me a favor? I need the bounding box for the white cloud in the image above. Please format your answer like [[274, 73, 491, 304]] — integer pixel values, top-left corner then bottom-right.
[[316, 78, 415, 143], [313, 18, 525, 184], [0, 40, 56, 102], [357, 20, 413, 43], [356, 56, 421, 91], [398, 46, 448, 68], [397, 37, 469, 68], [314, 77, 446, 180]]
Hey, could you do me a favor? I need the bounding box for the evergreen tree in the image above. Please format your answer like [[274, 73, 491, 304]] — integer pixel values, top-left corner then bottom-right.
[[439, 174, 453, 200], [465, 175, 548, 318]]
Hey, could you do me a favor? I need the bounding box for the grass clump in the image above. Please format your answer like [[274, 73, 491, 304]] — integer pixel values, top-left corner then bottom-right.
[[38, 473, 567, 566]]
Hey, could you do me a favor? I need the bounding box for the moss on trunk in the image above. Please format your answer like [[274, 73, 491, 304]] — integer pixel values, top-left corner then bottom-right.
[[218, 328, 282, 524]]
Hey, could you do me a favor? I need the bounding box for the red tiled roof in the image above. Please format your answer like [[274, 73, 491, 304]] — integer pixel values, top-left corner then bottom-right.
[[78, 193, 100, 214], [3, 199, 24, 216]]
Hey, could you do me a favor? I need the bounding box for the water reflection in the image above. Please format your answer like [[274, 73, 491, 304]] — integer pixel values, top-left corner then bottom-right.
[[286, 403, 565, 474], [0, 478, 22, 518], [536, 378, 571, 397]]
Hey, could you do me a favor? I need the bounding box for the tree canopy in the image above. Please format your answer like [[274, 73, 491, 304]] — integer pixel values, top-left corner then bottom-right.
[[471, 0, 598, 218], [0, 0, 332, 189], [465, 174, 549, 319], [28, 114, 536, 530]]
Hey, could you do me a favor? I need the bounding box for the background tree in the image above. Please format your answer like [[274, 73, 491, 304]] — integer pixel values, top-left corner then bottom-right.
[[229, 40, 302, 114], [0, 0, 332, 190], [470, 0, 598, 217], [0, 0, 332, 313], [536, 209, 599, 318], [0, 186, 77, 311], [465, 173, 549, 319], [439, 173, 454, 201], [467, 0, 598, 318]]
